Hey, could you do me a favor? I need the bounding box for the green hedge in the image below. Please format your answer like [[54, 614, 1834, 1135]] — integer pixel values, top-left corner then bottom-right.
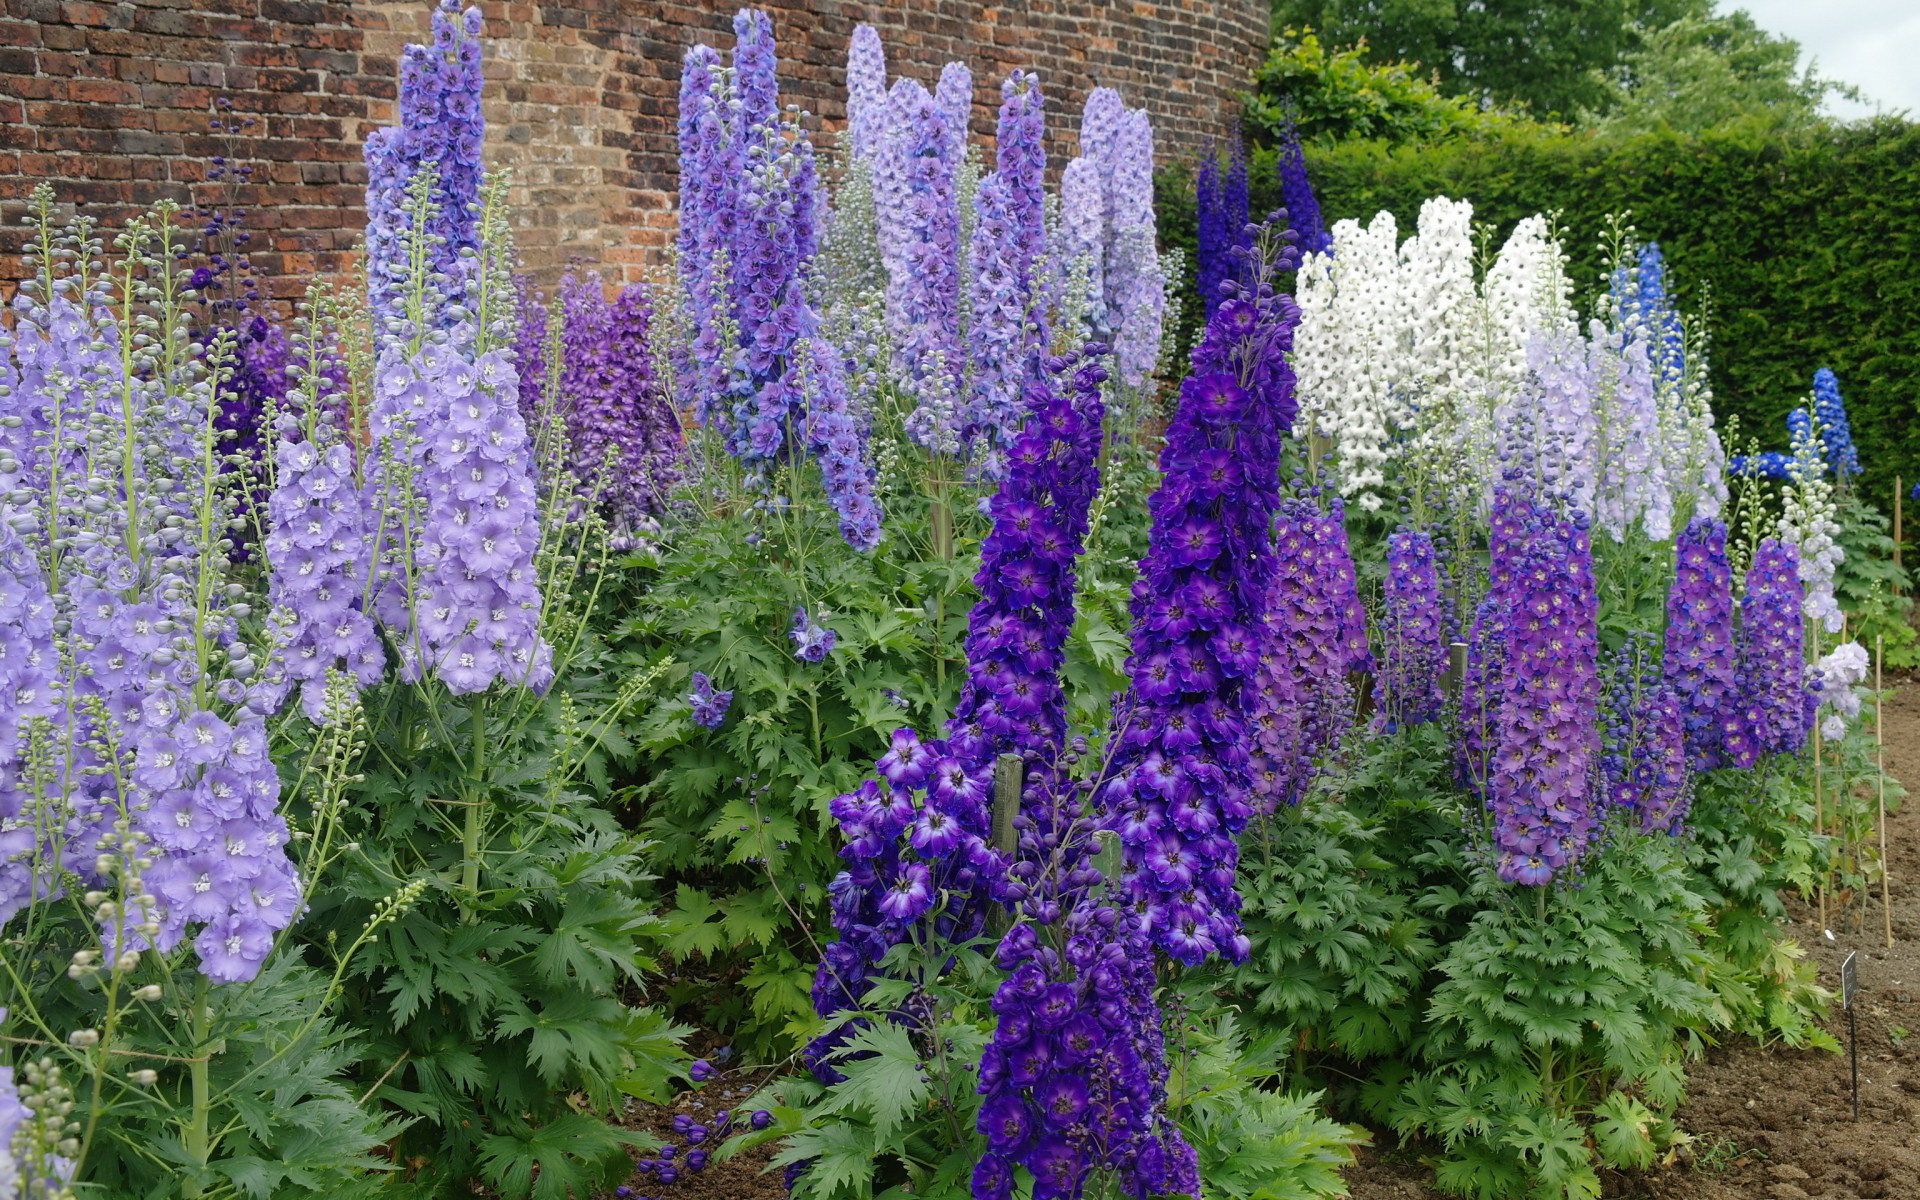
[[1160, 117, 1920, 505]]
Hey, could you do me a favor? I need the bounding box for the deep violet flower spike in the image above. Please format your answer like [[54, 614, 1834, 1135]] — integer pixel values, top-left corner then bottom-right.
[[1486, 508, 1601, 886], [556, 272, 683, 537], [974, 882, 1197, 1200], [1664, 517, 1738, 771], [1601, 634, 1689, 834], [1379, 527, 1447, 730], [948, 349, 1108, 787], [1195, 132, 1250, 317], [1105, 219, 1303, 966], [1273, 114, 1328, 257], [1730, 537, 1814, 765]]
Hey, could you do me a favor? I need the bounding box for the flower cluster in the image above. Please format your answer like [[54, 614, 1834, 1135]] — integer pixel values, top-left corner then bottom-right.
[[1601, 634, 1689, 835], [368, 328, 553, 694], [1247, 494, 1370, 810], [805, 729, 1004, 1079], [512, 273, 550, 427], [790, 607, 837, 663], [1663, 517, 1739, 771], [961, 73, 1051, 467], [973, 884, 1198, 1200], [264, 405, 385, 724], [947, 350, 1108, 782], [1273, 115, 1329, 258], [364, 0, 486, 327], [1813, 641, 1870, 742], [1778, 405, 1845, 633], [687, 672, 732, 729], [1072, 91, 1165, 388], [556, 272, 683, 537], [845, 25, 888, 164], [1728, 537, 1813, 765], [1483, 500, 1602, 885], [1457, 489, 1536, 795], [676, 12, 883, 549], [1378, 527, 1448, 731], [0, 523, 61, 926], [1194, 134, 1250, 316], [1610, 241, 1685, 390], [880, 77, 967, 451], [1105, 224, 1301, 965]]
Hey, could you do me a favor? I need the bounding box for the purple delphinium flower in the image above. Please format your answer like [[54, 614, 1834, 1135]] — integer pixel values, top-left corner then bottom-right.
[[805, 728, 1005, 1081], [1056, 156, 1106, 329], [732, 8, 779, 137], [556, 272, 683, 536], [844, 25, 888, 163], [973, 878, 1198, 1200], [1664, 517, 1738, 770], [1601, 633, 1690, 835], [882, 77, 965, 452], [0, 523, 62, 926], [790, 607, 837, 663], [935, 61, 973, 147], [1246, 494, 1371, 811], [364, 0, 486, 327], [1728, 537, 1814, 766], [675, 41, 740, 429], [1378, 527, 1448, 732], [512, 274, 550, 429], [1101, 108, 1165, 389], [960, 73, 1050, 469], [687, 672, 732, 729], [1273, 113, 1329, 258], [1104, 220, 1302, 966], [264, 408, 386, 724], [947, 349, 1108, 799], [369, 328, 553, 695], [1485, 503, 1602, 886]]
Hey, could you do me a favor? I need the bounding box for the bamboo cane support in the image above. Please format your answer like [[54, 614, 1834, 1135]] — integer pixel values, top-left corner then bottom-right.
[[1879, 636, 1893, 948]]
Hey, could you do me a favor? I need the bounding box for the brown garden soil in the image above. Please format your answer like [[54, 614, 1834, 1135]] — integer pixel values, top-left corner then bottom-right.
[[1348, 681, 1920, 1200]]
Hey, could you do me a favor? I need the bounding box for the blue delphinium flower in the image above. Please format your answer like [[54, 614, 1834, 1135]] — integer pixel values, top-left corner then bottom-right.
[[1195, 132, 1250, 317], [844, 25, 888, 164], [1811, 367, 1860, 478], [1273, 113, 1329, 258]]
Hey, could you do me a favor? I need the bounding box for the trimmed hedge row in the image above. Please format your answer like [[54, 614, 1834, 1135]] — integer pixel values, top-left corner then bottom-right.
[[1159, 118, 1920, 505]]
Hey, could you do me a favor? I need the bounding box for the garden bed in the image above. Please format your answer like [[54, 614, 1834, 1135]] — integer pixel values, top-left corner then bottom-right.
[[1347, 680, 1920, 1200]]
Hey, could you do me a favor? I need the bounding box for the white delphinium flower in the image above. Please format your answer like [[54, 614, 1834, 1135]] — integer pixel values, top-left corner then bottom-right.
[[1813, 640, 1870, 741], [1394, 198, 1481, 504], [1779, 409, 1845, 633], [1291, 211, 1407, 510]]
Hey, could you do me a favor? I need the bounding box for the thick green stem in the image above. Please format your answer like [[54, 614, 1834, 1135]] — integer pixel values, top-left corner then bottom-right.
[[183, 975, 213, 1196], [461, 696, 488, 921]]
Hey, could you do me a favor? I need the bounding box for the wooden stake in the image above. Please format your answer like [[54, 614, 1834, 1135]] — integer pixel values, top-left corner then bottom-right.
[[1879, 636, 1893, 949], [1817, 723, 1828, 932], [1896, 477, 1905, 591]]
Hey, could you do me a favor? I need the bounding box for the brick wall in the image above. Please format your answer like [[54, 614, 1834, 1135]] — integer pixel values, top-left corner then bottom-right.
[[0, 0, 1269, 301]]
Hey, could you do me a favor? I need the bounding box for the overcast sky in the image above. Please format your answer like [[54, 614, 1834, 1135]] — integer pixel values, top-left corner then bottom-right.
[[1736, 0, 1920, 117]]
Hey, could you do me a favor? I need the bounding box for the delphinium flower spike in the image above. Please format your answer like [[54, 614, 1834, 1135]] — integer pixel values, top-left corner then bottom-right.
[[1273, 112, 1329, 257], [844, 25, 888, 164], [1377, 526, 1448, 731], [1104, 215, 1302, 965], [1810, 368, 1860, 479], [1194, 132, 1250, 317], [1778, 406, 1845, 634], [1664, 516, 1738, 770], [1728, 537, 1814, 765], [1601, 633, 1689, 834], [363, 0, 486, 329]]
